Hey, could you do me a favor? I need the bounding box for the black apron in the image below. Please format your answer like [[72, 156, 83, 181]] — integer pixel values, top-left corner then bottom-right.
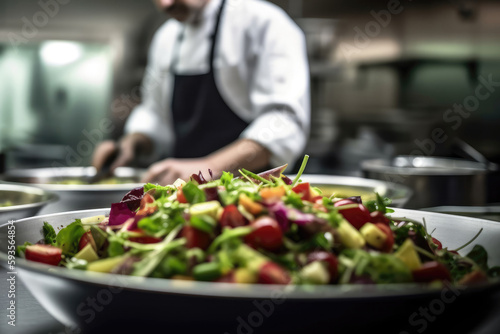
[[170, 0, 248, 158]]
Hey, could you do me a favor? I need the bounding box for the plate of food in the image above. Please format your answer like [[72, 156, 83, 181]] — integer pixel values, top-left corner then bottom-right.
[[1, 158, 499, 333]]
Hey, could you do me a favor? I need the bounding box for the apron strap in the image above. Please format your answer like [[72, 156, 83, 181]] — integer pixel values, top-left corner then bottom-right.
[[209, 0, 226, 72], [170, 0, 226, 74]]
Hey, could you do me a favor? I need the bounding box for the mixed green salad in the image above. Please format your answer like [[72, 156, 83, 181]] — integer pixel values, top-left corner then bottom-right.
[[17, 157, 500, 286]]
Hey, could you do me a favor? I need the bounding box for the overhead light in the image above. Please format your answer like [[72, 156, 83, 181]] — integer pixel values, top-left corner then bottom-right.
[[40, 41, 82, 66]]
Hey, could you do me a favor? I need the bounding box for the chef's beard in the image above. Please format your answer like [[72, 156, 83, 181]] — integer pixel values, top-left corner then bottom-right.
[[165, 3, 204, 23]]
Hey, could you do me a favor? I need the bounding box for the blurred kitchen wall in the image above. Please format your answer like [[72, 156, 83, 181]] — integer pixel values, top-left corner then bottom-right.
[[0, 0, 499, 173]]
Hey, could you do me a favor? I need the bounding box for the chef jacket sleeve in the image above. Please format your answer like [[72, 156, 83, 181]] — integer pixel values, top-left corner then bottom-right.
[[240, 9, 311, 167]]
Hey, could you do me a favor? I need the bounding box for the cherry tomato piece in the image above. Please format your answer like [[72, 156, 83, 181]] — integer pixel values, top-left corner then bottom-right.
[[334, 199, 371, 230], [78, 230, 97, 251], [291, 182, 312, 202], [137, 193, 157, 216], [458, 270, 488, 285], [258, 262, 291, 285], [307, 251, 339, 280], [25, 244, 62, 266], [182, 225, 212, 250], [375, 223, 394, 253], [128, 236, 163, 244], [245, 217, 283, 251], [177, 189, 188, 204], [370, 211, 391, 225], [220, 204, 248, 228], [412, 261, 452, 283], [431, 237, 443, 250]]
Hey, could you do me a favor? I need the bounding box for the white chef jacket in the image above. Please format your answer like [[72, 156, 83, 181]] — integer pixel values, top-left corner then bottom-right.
[[124, 0, 311, 167]]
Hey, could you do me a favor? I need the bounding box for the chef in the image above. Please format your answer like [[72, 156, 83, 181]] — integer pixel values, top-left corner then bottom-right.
[[92, 0, 310, 185]]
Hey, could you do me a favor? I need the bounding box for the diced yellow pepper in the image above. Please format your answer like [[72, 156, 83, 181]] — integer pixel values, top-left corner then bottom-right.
[[395, 238, 422, 271], [360, 222, 388, 249], [337, 219, 366, 249]]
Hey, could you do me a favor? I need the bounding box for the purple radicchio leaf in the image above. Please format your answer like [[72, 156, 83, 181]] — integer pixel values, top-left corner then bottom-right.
[[281, 175, 293, 185], [347, 196, 362, 204], [190, 171, 207, 184], [286, 208, 316, 226], [120, 186, 144, 211], [204, 187, 220, 202], [109, 202, 136, 226], [266, 201, 290, 232]]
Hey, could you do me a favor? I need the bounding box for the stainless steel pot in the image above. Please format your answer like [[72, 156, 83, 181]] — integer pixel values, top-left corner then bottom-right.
[[1, 167, 145, 215], [0, 183, 58, 223], [361, 156, 495, 209]]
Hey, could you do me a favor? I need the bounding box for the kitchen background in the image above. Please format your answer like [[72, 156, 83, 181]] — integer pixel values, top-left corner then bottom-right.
[[0, 0, 499, 194]]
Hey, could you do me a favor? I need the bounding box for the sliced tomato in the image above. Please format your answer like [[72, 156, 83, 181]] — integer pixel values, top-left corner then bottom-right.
[[412, 261, 452, 282], [78, 230, 97, 251], [370, 211, 391, 225], [431, 237, 443, 250], [137, 193, 157, 216], [182, 225, 211, 250], [307, 251, 339, 281], [25, 244, 62, 266], [244, 216, 283, 252], [258, 262, 291, 285], [291, 182, 312, 202], [375, 223, 394, 253], [176, 188, 188, 204], [458, 270, 488, 285], [334, 199, 371, 230], [220, 204, 248, 228], [128, 236, 163, 244]]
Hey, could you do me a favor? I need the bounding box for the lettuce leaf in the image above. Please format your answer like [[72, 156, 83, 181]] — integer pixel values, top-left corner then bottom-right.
[[56, 220, 86, 256], [43, 222, 57, 245]]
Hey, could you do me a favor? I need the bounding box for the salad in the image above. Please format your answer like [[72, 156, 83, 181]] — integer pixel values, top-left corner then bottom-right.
[[16, 157, 499, 286]]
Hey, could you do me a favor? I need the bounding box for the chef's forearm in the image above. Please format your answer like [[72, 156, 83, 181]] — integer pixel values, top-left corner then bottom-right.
[[205, 139, 271, 175]]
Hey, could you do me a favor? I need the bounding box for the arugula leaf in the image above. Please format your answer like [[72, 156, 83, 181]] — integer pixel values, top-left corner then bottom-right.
[[144, 183, 175, 199], [137, 203, 184, 236], [284, 191, 305, 209], [182, 181, 206, 204], [42, 222, 57, 245], [365, 193, 393, 213], [55, 220, 86, 256], [465, 245, 489, 272], [291, 154, 309, 187], [439, 251, 474, 282], [220, 171, 234, 187]]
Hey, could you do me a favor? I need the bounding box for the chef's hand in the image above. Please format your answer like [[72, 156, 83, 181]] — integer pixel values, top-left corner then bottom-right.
[[141, 139, 271, 186], [141, 158, 216, 185], [92, 133, 153, 172]]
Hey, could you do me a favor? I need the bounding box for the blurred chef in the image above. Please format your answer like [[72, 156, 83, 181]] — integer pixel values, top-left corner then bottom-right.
[[92, 0, 310, 185]]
